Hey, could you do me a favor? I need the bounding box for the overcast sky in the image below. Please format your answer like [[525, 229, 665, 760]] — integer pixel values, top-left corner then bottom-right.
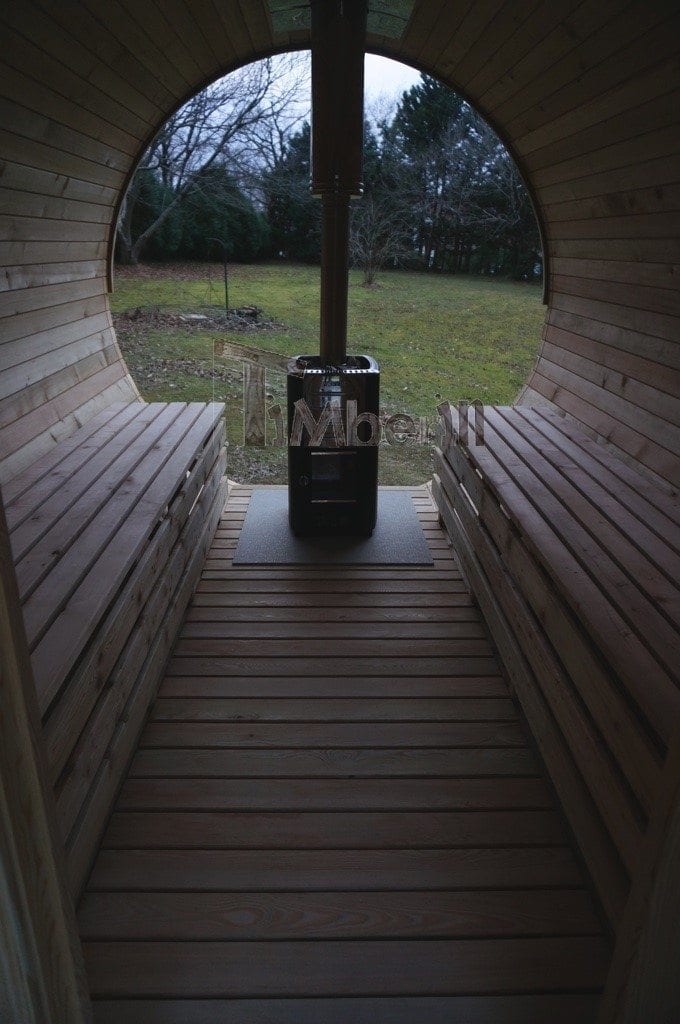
[[364, 54, 421, 108]]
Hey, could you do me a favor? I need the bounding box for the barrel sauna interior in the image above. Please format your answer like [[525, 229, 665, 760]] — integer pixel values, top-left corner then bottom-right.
[[1, 3, 678, 1022]]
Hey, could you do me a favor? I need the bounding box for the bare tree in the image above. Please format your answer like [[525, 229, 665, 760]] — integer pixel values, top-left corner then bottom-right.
[[350, 194, 409, 286], [116, 55, 308, 264]]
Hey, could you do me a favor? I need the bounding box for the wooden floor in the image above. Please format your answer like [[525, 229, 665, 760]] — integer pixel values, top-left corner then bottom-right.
[[79, 484, 610, 1023]]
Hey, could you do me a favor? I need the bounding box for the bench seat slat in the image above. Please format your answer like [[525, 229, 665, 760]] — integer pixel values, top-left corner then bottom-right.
[[434, 401, 680, 930], [456, 413, 679, 744], [516, 407, 680, 554], [29, 404, 222, 710], [1, 402, 130, 508], [42, 426, 224, 782], [6, 399, 226, 901], [11, 402, 165, 567], [479, 410, 680, 666], [531, 407, 680, 528], [20, 402, 190, 631], [436, 447, 660, 815], [433, 471, 630, 924], [436, 457, 647, 876], [55, 447, 227, 844], [500, 407, 680, 588]]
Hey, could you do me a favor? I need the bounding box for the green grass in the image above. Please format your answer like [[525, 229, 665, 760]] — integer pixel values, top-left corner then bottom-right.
[[112, 262, 545, 484]]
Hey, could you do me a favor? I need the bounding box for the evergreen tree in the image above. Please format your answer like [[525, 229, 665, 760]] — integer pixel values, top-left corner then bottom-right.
[[264, 122, 321, 262], [177, 165, 269, 262]]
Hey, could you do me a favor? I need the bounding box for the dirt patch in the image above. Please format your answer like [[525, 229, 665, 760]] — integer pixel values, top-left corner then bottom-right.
[[114, 261, 252, 282], [114, 306, 284, 334]]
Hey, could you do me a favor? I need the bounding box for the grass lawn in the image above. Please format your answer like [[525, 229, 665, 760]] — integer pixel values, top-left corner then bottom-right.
[[112, 262, 545, 485]]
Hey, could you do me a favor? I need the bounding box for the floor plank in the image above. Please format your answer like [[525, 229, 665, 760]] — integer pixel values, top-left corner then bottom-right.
[[83, 937, 609, 997], [81, 486, 609, 1018], [90, 994, 601, 1024]]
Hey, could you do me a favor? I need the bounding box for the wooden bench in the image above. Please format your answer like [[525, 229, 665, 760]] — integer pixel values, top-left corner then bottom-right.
[[432, 404, 680, 933], [3, 400, 227, 898]]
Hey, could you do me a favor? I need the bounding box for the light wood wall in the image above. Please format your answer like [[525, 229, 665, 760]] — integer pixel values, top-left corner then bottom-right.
[[1, 1, 678, 487]]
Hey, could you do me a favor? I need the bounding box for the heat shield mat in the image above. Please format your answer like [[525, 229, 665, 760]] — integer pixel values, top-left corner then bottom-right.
[[232, 488, 434, 565]]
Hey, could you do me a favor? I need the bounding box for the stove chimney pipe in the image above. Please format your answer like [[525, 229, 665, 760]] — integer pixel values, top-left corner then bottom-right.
[[310, 0, 367, 365]]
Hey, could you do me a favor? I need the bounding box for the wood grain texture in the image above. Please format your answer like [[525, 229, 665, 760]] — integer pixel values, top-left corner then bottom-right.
[[0, 493, 90, 1023], [83, 936, 609, 998], [5, 401, 227, 904], [433, 403, 679, 950], [3, 2, 679, 1015], [81, 486, 609, 1016], [88, 994, 601, 1024]]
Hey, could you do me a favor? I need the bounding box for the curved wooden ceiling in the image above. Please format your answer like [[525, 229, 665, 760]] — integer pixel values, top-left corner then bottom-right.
[[1, 0, 678, 487]]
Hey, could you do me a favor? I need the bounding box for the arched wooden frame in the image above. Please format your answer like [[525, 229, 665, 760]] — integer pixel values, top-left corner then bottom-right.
[[0, 4, 678, 1021]]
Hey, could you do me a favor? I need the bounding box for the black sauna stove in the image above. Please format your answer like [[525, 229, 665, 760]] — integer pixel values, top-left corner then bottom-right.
[[287, 0, 377, 537], [287, 355, 379, 536]]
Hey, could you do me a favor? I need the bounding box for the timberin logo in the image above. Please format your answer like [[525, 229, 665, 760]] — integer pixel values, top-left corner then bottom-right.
[[289, 399, 381, 447]]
